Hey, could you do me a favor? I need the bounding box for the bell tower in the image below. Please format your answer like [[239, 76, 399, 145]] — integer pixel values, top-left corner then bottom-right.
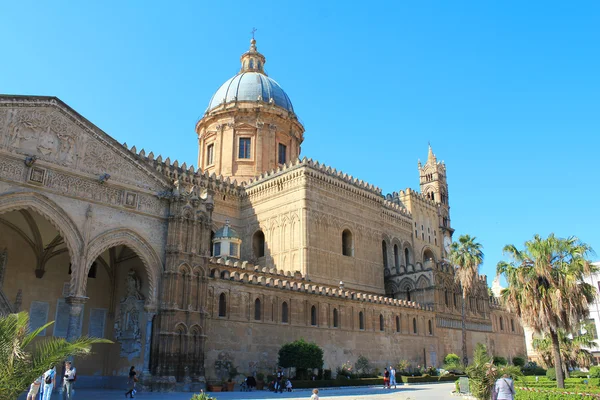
[[418, 145, 453, 252]]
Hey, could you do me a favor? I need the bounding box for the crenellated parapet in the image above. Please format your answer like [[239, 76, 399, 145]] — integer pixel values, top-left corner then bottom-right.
[[208, 257, 433, 311]]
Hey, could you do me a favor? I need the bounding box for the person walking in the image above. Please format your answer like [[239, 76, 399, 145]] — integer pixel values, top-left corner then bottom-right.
[[310, 388, 319, 400], [389, 366, 397, 388], [383, 368, 390, 389], [493, 373, 515, 400], [62, 361, 76, 399], [26, 376, 43, 400], [124, 366, 138, 398], [275, 367, 284, 393], [42, 365, 56, 400]]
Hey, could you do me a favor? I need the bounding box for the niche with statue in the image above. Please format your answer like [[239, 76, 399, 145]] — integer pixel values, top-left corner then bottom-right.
[[114, 269, 145, 360]]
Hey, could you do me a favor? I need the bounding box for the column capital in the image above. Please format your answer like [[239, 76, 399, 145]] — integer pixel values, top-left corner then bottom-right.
[[65, 295, 88, 306]]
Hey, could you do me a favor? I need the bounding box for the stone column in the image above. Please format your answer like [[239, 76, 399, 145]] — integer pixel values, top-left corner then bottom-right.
[[65, 296, 88, 342], [143, 310, 156, 374]]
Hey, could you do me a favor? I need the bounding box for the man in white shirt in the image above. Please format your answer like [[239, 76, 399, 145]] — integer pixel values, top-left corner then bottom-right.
[[63, 361, 77, 399], [389, 366, 397, 388], [42, 366, 56, 400]]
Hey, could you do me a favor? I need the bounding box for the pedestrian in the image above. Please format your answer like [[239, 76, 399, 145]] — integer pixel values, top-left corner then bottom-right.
[[42, 365, 56, 400], [62, 361, 76, 399], [275, 367, 284, 393], [383, 368, 390, 389], [389, 366, 397, 388], [286, 378, 293, 392], [310, 388, 319, 400], [124, 366, 138, 398], [26, 375, 43, 400], [493, 373, 515, 400]]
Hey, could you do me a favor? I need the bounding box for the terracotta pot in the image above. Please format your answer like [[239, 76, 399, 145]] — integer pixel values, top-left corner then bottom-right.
[[256, 380, 265, 390], [227, 381, 235, 391], [207, 384, 222, 392]]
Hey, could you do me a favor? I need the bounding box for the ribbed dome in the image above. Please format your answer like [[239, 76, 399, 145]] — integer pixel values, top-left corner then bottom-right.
[[207, 72, 294, 113], [214, 221, 240, 240]]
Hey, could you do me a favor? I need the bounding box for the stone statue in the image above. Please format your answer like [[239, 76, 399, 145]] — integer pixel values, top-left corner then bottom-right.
[[115, 269, 145, 360]]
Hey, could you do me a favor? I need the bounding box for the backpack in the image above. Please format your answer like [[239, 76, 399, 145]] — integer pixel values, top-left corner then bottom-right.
[[45, 374, 52, 384]]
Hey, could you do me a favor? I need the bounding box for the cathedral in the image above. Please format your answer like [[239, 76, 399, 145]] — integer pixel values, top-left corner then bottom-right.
[[0, 39, 525, 390]]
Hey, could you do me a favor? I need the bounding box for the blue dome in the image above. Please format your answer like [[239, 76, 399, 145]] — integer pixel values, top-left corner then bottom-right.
[[207, 72, 294, 113], [214, 223, 240, 240]]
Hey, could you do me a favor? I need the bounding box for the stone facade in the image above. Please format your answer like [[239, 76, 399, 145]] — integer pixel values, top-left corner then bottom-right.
[[0, 40, 526, 390]]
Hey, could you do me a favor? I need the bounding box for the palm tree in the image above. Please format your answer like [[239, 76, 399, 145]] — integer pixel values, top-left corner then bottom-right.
[[532, 323, 597, 377], [0, 311, 112, 400], [449, 234, 484, 366], [497, 234, 596, 389]]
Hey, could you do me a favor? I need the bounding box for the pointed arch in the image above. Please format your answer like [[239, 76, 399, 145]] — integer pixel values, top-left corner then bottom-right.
[[85, 228, 162, 306]]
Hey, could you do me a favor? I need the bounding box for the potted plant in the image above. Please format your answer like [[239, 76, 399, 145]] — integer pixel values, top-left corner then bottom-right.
[[227, 366, 238, 391], [206, 381, 222, 392], [256, 372, 265, 390]]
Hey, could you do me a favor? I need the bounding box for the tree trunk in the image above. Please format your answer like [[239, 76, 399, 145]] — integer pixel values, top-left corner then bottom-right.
[[549, 330, 565, 388], [461, 292, 468, 366]]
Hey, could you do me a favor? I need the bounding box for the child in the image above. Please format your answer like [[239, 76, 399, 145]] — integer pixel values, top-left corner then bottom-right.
[[286, 378, 292, 392], [26, 376, 42, 400], [310, 388, 319, 400]]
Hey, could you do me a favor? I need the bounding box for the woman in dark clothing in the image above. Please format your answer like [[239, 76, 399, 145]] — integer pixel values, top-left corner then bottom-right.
[[125, 366, 137, 398]]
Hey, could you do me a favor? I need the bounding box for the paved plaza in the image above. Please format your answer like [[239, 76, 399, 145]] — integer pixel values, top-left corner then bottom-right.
[[23, 383, 456, 400]]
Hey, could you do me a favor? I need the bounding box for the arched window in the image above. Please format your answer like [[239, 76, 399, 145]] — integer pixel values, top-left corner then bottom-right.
[[500, 317, 504, 331], [413, 317, 417, 334], [253, 230, 265, 258], [218, 293, 226, 317], [342, 229, 353, 256], [333, 308, 339, 328], [406, 288, 411, 302], [311, 305, 317, 326], [428, 320, 433, 335], [359, 311, 365, 330], [254, 298, 261, 321], [405, 248, 410, 266], [257, 61, 261, 70], [382, 241, 388, 268], [379, 314, 384, 331], [454, 293, 458, 308], [282, 302, 289, 323], [444, 290, 449, 306], [394, 244, 400, 269], [395, 316, 400, 332], [511, 319, 515, 332], [249, 59, 254, 68], [210, 231, 215, 256]]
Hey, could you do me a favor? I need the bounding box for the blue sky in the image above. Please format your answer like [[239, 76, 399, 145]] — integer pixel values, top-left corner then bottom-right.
[[2, 1, 599, 286]]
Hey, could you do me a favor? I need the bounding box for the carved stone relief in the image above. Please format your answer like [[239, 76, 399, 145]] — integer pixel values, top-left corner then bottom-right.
[[114, 269, 145, 361]]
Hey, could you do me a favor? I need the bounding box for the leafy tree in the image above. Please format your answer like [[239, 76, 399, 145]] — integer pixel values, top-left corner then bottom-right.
[[443, 353, 464, 374], [0, 312, 111, 400], [497, 234, 596, 388], [466, 343, 521, 400], [449, 234, 484, 366], [278, 338, 323, 373], [354, 355, 371, 377]]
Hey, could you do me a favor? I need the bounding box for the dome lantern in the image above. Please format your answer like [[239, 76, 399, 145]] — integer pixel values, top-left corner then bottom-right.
[[240, 38, 266, 74], [212, 219, 241, 259]]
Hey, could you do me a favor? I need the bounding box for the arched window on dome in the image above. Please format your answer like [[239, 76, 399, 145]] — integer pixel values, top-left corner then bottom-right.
[[257, 61, 261, 70], [249, 59, 254, 69]]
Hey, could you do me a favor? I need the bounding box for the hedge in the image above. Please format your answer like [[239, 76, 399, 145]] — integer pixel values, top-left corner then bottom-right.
[[291, 378, 383, 388], [517, 387, 600, 399], [400, 375, 459, 383]]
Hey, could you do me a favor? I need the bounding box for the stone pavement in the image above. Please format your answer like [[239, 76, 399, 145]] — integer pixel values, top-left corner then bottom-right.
[[26, 383, 456, 400]]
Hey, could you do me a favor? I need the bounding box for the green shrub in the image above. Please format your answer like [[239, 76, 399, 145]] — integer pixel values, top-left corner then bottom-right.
[[400, 374, 458, 383], [512, 356, 526, 367], [590, 366, 600, 378], [493, 356, 508, 366], [191, 393, 217, 400], [323, 369, 332, 380], [546, 368, 556, 381], [516, 389, 599, 399], [291, 378, 383, 388]]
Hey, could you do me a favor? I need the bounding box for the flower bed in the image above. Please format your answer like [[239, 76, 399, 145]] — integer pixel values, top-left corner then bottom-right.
[[400, 375, 459, 383], [517, 386, 600, 399]]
